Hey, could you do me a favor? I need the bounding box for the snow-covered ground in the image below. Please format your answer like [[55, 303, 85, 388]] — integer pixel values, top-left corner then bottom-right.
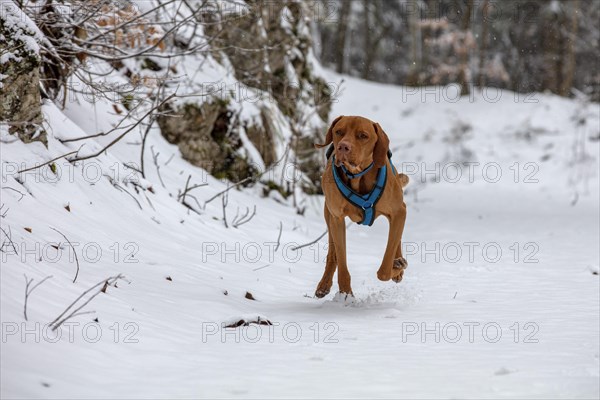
[[1, 72, 599, 399]]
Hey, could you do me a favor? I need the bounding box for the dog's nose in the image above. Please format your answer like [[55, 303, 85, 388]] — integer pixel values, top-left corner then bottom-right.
[[337, 142, 351, 153]]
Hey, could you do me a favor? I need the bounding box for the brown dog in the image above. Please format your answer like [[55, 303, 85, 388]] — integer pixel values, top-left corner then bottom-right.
[[314, 116, 409, 299]]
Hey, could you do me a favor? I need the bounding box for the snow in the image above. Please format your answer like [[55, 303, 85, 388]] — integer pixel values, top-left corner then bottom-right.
[[1, 70, 599, 399], [0, 0, 45, 61]]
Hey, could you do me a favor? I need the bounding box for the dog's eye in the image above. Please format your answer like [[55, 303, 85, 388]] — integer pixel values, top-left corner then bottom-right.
[[335, 130, 343, 136], [358, 132, 368, 140]]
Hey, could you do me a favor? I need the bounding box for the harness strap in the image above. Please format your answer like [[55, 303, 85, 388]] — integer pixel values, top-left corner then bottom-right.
[[340, 162, 374, 179], [326, 144, 397, 174], [332, 155, 387, 226]]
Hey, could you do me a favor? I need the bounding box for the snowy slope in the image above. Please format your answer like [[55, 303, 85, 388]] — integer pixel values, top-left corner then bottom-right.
[[1, 72, 599, 399]]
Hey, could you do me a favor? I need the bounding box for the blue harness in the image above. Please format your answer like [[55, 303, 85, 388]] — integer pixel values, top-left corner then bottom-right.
[[328, 147, 397, 226]]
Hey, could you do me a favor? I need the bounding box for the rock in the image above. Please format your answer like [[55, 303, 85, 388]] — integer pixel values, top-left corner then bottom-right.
[[198, 1, 332, 192], [157, 100, 257, 182], [0, 3, 47, 146]]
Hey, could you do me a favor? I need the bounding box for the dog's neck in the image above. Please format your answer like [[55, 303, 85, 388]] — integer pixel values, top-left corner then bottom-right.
[[340, 164, 380, 194]]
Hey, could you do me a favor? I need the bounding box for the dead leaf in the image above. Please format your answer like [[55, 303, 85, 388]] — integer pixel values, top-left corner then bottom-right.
[[225, 320, 245, 328], [24, 227, 32, 233], [166, 276, 172, 281], [225, 317, 272, 328], [64, 204, 71, 212], [245, 291, 256, 301]]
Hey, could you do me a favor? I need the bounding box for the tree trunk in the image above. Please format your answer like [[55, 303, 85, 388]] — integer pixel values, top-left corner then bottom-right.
[[406, 0, 421, 86], [559, 0, 579, 96], [361, 0, 390, 80], [458, 0, 474, 95], [477, 0, 490, 87], [361, 0, 372, 79], [542, 4, 564, 94], [335, 0, 351, 74]]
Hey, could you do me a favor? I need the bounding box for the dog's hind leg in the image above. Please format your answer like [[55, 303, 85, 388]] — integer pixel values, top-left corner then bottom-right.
[[391, 244, 408, 283]]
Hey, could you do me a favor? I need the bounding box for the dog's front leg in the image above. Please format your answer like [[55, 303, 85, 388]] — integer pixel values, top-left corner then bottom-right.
[[328, 214, 352, 295], [315, 208, 338, 298], [377, 208, 407, 281]]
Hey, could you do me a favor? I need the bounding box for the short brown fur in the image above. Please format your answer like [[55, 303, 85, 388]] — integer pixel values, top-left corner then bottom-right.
[[314, 116, 409, 298]]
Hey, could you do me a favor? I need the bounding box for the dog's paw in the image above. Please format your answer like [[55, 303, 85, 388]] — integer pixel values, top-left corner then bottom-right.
[[315, 287, 330, 298], [332, 291, 355, 304], [393, 257, 408, 270], [392, 257, 407, 283], [391, 268, 405, 283]]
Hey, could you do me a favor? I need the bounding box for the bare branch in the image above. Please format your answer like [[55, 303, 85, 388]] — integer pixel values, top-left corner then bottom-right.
[[58, 99, 148, 144], [68, 93, 176, 163], [150, 146, 166, 188], [17, 150, 79, 174], [179, 174, 208, 201], [291, 230, 328, 252], [23, 274, 53, 321], [106, 176, 143, 210], [178, 174, 207, 215], [0, 203, 8, 219], [232, 205, 257, 228], [204, 177, 252, 205], [2, 187, 25, 201], [0, 225, 18, 255], [275, 221, 283, 252], [222, 189, 229, 228], [50, 274, 123, 331], [49, 227, 80, 283]]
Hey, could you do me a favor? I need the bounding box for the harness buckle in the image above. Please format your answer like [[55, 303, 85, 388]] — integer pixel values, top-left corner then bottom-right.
[[361, 202, 373, 210]]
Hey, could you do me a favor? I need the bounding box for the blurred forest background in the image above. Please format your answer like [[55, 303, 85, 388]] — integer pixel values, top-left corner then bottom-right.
[[316, 0, 599, 99]]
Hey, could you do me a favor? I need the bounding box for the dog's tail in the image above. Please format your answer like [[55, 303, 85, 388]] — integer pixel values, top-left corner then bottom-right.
[[398, 173, 409, 188]]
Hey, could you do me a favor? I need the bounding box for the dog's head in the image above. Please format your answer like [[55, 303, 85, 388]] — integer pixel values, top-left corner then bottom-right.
[[315, 116, 390, 173]]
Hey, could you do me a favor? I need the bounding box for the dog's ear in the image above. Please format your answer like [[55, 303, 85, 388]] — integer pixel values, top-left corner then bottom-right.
[[315, 116, 343, 149], [373, 122, 390, 168]]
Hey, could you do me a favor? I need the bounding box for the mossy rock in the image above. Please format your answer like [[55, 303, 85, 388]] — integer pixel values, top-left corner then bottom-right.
[[157, 99, 256, 182], [0, 12, 46, 146]]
